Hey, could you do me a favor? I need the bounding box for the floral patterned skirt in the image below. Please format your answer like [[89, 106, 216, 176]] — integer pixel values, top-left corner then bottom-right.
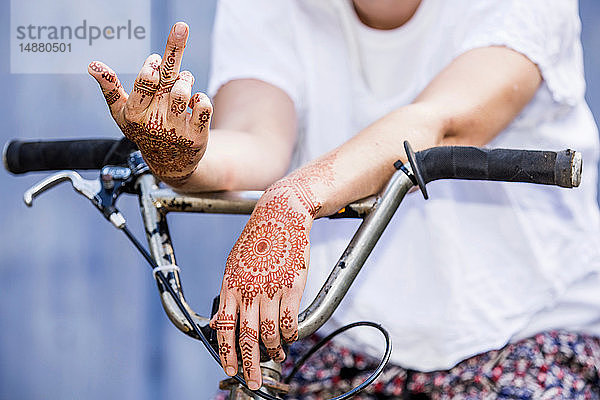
[[214, 330, 600, 399], [280, 330, 600, 399]]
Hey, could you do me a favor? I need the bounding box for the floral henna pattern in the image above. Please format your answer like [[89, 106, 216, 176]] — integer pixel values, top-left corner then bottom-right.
[[219, 342, 232, 364], [198, 110, 211, 131], [120, 111, 201, 179], [267, 152, 337, 217], [239, 320, 259, 377], [260, 319, 276, 339], [225, 194, 309, 307], [171, 97, 188, 115], [280, 308, 294, 331], [280, 308, 298, 342]]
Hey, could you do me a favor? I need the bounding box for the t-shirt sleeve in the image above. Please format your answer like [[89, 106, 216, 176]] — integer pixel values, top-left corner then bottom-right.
[[455, 0, 584, 106], [207, 0, 304, 109]]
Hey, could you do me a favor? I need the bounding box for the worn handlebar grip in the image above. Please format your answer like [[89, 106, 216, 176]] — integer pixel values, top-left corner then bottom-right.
[[403, 142, 582, 199], [3, 139, 133, 174]]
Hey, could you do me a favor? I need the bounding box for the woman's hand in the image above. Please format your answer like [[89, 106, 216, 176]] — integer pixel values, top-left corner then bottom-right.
[[88, 22, 211, 186], [210, 153, 338, 390]]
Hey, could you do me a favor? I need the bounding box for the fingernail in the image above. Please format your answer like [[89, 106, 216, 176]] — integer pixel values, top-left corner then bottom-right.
[[225, 366, 236, 376], [174, 22, 187, 38], [248, 381, 260, 391]]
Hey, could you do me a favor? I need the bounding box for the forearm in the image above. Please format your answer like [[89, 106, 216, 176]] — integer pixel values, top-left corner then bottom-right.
[[272, 46, 541, 217], [176, 127, 292, 192], [273, 103, 446, 218]]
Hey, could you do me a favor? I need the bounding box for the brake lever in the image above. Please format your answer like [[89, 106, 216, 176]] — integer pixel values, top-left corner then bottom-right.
[[23, 167, 132, 229], [24, 171, 100, 206]]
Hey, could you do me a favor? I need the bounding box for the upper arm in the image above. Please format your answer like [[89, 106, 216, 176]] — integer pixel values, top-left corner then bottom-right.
[[415, 46, 542, 146]]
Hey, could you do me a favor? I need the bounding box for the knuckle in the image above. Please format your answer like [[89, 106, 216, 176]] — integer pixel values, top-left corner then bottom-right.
[[170, 87, 189, 99], [138, 68, 159, 83], [123, 104, 137, 120]]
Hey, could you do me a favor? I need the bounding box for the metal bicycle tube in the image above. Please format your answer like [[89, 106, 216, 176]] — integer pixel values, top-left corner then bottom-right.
[[137, 173, 210, 335], [136, 167, 414, 341], [297, 169, 414, 339]]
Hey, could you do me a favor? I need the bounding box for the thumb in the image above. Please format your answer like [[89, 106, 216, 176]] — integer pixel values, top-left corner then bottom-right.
[[88, 61, 128, 121]]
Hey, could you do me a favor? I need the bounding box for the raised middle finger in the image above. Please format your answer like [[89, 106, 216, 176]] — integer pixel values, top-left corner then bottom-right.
[[157, 22, 189, 95]]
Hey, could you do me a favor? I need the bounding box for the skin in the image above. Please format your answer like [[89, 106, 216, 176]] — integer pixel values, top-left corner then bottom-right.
[[90, 3, 542, 390]]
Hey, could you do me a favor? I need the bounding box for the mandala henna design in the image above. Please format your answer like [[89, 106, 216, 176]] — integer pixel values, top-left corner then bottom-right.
[[219, 342, 232, 363], [225, 194, 309, 307], [260, 319, 276, 339], [267, 152, 337, 217], [121, 111, 201, 178], [171, 97, 188, 115], [239, 320, 258, 377]]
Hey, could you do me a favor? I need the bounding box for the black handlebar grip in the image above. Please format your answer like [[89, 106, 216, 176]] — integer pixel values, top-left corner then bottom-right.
[[403, 142, 582, 199], [3, 139, 122, 174]]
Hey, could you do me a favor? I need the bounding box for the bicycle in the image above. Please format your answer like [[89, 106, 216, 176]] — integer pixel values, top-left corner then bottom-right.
[[3, 137, 583, 399]]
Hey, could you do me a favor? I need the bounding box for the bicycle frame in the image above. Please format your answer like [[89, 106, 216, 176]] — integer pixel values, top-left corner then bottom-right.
[[135, 163, 415, 399], [15, 141, 583, 399]]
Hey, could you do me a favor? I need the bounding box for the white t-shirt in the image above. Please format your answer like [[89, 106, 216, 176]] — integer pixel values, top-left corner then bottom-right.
[[208, 0, 600, 371]]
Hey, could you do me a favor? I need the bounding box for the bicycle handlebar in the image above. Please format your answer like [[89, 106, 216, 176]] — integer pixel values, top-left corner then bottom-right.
[[3, 138, 139, 174], [401, 142, 582, 199]]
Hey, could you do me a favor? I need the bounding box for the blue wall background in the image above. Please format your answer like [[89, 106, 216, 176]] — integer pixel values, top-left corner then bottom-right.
[[1, 1, 599, 399]]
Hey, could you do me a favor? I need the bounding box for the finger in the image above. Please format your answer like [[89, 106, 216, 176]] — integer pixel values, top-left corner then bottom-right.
[[189, 92, 213, 135], [280, 296, 301, 343], [213, 294, 239, 377], [167, 71, 194, 121], [157, 22, 189, 95], [239, 309, 262, 391], [126, 53, 161, 114], [260, 298, 285, 362], [88, 61, 128, 120]]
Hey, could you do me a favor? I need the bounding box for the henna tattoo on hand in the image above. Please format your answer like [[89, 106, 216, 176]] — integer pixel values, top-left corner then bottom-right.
[[219, 342, 232, 363], [214, 312, 236, 332], [239, 320, 258, 377], [157, 47, 177, 95], [89, 61, 123, 106], [280, 308, 298, 342], [260, 319, 276, 339], [267, 152, 337, 217], [120, 111, 201, 178], [280, 308, 294, 331], [133, 78, 159, 103], [170, 96, 188, 115], [266, 344, 282, 360], [198, 110, 210, 131], [225, 194, 309, 307]]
